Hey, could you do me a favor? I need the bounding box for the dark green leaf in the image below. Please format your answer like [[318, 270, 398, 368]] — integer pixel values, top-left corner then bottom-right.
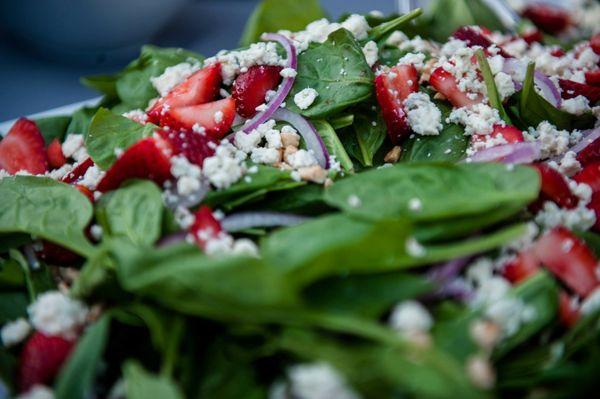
[[80, 75, 118, 99], [476, 49, 511, 124], [351, 110, 387, 167], [34, 116, 71, 143], [312, 119, 354, 171], [426, 0, 504, 41], [123, 360, 184, 399], [366, 9, 423, 42], [401, 123, 468, 162], [67, 106, 100, 136], [0, 291, 28, 324]]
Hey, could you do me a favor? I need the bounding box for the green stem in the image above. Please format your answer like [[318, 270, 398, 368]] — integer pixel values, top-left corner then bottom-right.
[[475, 49, 512, 124], [367, 8, 423, 43]]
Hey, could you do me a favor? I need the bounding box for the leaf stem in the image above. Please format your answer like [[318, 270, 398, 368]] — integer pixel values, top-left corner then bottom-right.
[[475, 49, 512, 125], [367, 8, 423, 43]]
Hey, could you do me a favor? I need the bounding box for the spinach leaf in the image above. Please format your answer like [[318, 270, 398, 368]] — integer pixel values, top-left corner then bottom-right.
[[54, 315, 111, 398], [312, 119, 354, 172], [0, 291, 28, 324], [350, 109, 387, 167], [67, 106, 100, 136], [96, 180, 164, 246], [401, 122, 468, 162], [366, 9, 423, 42], [517, 63, 595, 131], [123, 361, 184, 399], [86, 108, 155, 170], [240, 0, 325, 47], [9, 250, 55, 300], [80, 75, 118, 100], [34, 116, 71, 143], [0, 177, 94, 256], [328, 114, 354, 130], [286, 29, 374, 118], [0, 258, 25, 288], [250, 184, 331, 215], [324, 163, 539, 222], [476, 49, 511, 124]]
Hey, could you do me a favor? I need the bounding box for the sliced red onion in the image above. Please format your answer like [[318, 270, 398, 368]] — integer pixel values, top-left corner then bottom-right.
[[272, 108, 330, 168], [427, 257, 471, 283], [239, 33, 297, 134], [221, 211, 309, 232], [569, 127, 600, 155], [157, 231, 188, 247], [424, 257, 474, 302], [533, 71, 561, 108], [468, 141, 541, 164]]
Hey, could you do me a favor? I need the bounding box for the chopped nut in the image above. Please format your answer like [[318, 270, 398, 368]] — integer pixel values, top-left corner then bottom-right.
[[280, 131, 300, 147], [469, 320, 501, 352], [466, 355, 496, 389], [283, 145, 298, 164], [405, 331, 432, 349], [433, 92, 447, 101], [384, 146, 402, 163], [298, 165, 327, 183], [324, 178, 334, 188]]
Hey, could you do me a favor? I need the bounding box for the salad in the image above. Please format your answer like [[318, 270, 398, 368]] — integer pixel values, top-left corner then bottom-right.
[[1, 0, 600, 397]]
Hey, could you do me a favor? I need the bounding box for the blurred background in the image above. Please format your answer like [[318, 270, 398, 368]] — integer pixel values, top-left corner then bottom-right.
[[0, 0, 398, 121]]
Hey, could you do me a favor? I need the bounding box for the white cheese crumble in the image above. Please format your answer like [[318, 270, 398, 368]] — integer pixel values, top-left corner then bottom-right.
[[286, 149, 318, 169], [202, 142, 245, 189], [397, 52, 426, 70], [294, 88, 319, 110], [362, 41, 379, 67], [16, 385, 55, 399], [404, 92, 442, 136], [526, 121, 573, 159], [78, 165, 105, 190], [61, 134, 88, 162], [389, 300, 433, 335], [1, 318, 31, 347], [234, 130, 262, 153], [494, 72, 516, 101], [28, 291, 88, 339], [150, 61, 201, 97], [280, 67, 298, 78], [286, 362, 360, 399], [561, 95, 591, 115], [557, 151, 582, 177], [580, 287, 600, 316], [122, 109, 148, 124], [89, 224, 103, 241], [447, 104, 504, 136], [251, 147, 280, 165], [534, 201, 596, 231], [341, 14, 370, 40]]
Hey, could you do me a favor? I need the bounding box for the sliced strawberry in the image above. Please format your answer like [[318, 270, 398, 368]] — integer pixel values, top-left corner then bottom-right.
[[164, 98, 236, 140], [452, 26, 510, 57], [591, 34, 600, 55], [19, 332, 75, 392], [573, 162, 600, 192], [585, 70, 600, 87], [147, 63, 222, 125], [189, 206, 223, 251], [587, 192, 600, 232], [550, 48, 566, 58], [558, 79, 600, 104], [575, 137, 600, 167], [429, 67, 483, 108], [473, 124, 524, 145], [522, 29, 544, 45], [522, 4, 571, 34], [0, 118, 48, 175], [375, 65, 419, 144], [96, 137, 173, 192], [533, 227, 600, 297], [47, 138, 67, 169], [38, 240, 82, 266], [558, 291, 581, 327], [232, 65, 283, 118], [61, 158, 94, 184], [530, 163, 578, 209], [74, 184, 95, 202], [157, 128, 216, 167], [502, 249, 540, 283]]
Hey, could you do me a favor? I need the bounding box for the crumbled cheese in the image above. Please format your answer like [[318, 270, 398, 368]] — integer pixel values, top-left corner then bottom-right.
[[487, 55, 505, 75], [362, 40, 379, 67], [16, 385, 55, 399], [527, 121, 572, 158], [1, 318, 31, 347], [294, 88, 319, 110], [534, 201, 596, 231], [213, 111, 224, 124], [340, 14, 370, 40], [204, 233, 235, 256], [494, 72, 516, 101], [231, 238, 260, 257], [122, 109, 148, 124], [234, 130, 262, 153], [28, 291, 88, 339], [280, 67, 298, 78], [561, 95, 591, 115], [202, 142, 245, 189], [89, 224, 103, 241], [404, 92, 442, 136], [447, 104, 504, 136], [287, 149, 317, 168], [557, 151, 582, 176], [264, 128, 282, 149], [436, 44, 486, 96], [150, 61, 201, 97], [287, 363, 360, 399], [389, 300, 433, 334], [580, 287, 600, 316], [46, 164, 73, 181], [504, 38, 528, 57], [174, 206, 195, 229], [504, 222, 539, 252], [61, 134, 87, 162], [78, 165, 105, 190], [251, 147, 280, 165], [397, 52, 426, 70]]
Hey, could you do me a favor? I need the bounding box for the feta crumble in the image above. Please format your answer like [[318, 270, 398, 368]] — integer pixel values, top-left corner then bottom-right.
[[389, 300, 433, 334], [362, 41, 379, 67], [404, 92, 442, 136], [561, 95, 591, 115], [202, 142, 245, 189], [494, 72, 516, 101], [294, 88, 319, 110], [28, 291, 88, 339], [1, 318, 31, 347], [448, 104, 504, 136], [397, 52, 426, 70], [286, 362, 360, 399], [280, 67, 298, 78]]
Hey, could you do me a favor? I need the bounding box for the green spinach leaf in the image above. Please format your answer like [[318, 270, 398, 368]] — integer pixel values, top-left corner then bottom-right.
[[401, 122, 468, 162], [351, 109, 387, 167], [312, 119, 354, 172], [34, 116, 71, 143], [123, 360, 184, 399], [476, 49, 511, 124], [425, 0, 504, 41], [67, 106, 100, 136]]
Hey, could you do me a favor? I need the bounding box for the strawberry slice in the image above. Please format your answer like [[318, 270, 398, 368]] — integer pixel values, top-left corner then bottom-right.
[[375, 65, 419, 144], [502, 249, 540, 283], [452, 26, 510, 57], [522, 29, 544, 45], [591, 34, 600, 55], [232, 65, 283, 118], [530, 163, 578, 210], [472, 124, 524, 145], [533, 227, 600, 297], [550, 48, 566, 57], [189, 206, 224, 251], [62, 158, 94, 184], [96, 136, 173, 192], [147, 63, 222, 125], [573, 162, 600, 192], [38, 240, 82, 265], [558, 79, 600, 103], [587, 192, 600, 232], [47, 138, 67, 169], [19, 332, 75, 392], [0, 118, 48, 175], [522, 3, 571, 34], [157, 128, 216, 167], [429, 67, 484, 108], [558, 291, 581, 327], [585, 70, 600, 87], [575, 137, 600, 167], [164, 98, 236, 140]]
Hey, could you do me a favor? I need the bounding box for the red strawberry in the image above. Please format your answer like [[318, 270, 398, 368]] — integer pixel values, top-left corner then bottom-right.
[[575, 137, 600, 167], [530, 163, 578, 210], [502, 249, 540, 283], [47, 138, 67, 169], [550, 48, 566, 58], [96, 137, 173, 192], [189, 206, 223, 251], [522, 29, 544, 45], [453, 26, 510, 57], [585, 70, 600, 87], [38, 240, 82, 265], [157, 128, 216, 167], [522, 4, 571, 34], [0, 118, 48, 175], [232, 65, 283, 118], [429, 67, 484, 108], [19, 332, 75, 391], [533, 227, 600, 297], [61, 158, 94, 184], [573, 162, 600, 192], [587, 192, 600, 231], [164, 98, 236, 140], [591, 34, 600, 55], [375, 65, 419, 144], [558, 79, 600, 103], [74, 184, 95, 202], [147, 63, 222, 125], [473, 124, 524, 145], [558, 291, 581, 327]]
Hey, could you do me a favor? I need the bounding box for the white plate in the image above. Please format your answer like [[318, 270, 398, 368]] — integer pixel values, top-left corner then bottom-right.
[[0, 97, 102, 135]]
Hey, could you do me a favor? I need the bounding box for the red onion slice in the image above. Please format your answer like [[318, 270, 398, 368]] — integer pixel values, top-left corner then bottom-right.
[[533, 71, 561, 108], [467, 141, 541, 164], [569, 127, 600, 155], [221, 211, 310, 232], [271, 108, 330, 168], [239, 33, 298, 134]]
